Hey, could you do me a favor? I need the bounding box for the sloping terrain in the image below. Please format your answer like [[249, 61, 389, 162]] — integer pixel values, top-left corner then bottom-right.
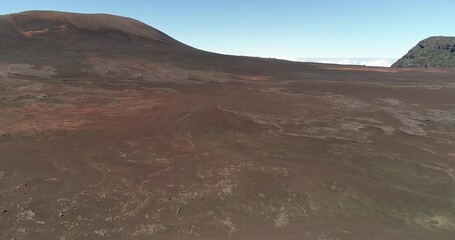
[[1, 11, 455, 240], [393, 36, 455, 68]]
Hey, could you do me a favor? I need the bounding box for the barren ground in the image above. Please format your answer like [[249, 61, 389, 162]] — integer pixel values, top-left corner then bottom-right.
[[1, 57, 455, 240]]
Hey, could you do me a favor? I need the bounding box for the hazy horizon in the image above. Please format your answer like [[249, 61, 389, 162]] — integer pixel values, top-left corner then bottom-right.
[[265, 57, 398, 67], [1, 1, 454, 67]]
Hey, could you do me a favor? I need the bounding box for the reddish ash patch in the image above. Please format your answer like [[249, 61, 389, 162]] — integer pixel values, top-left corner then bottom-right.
[[0, 105, 89, 134], [236, 75, 270, 81], [20, 29, 50, 37], [19, 25, 67, 38], [262, 129, 281, 138], [0, 87, 170, 135]]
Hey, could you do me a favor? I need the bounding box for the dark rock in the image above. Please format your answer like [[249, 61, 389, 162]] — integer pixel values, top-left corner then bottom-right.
[[393, 36, 455, 68]]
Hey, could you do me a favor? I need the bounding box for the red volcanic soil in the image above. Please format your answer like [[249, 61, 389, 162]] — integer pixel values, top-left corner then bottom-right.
[[1, 11, 455, 240]]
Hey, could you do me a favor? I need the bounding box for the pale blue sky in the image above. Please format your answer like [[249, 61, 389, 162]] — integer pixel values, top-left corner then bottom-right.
[[1, 1, 454, 66]]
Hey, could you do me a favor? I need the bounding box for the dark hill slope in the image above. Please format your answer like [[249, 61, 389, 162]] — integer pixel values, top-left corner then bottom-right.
[[0, 11, 192, 58], [393, 36, 455, 68], [0, 11, 324, 77]]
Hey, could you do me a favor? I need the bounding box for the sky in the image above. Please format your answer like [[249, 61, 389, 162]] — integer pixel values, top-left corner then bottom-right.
[[1, 0, 454, 67]]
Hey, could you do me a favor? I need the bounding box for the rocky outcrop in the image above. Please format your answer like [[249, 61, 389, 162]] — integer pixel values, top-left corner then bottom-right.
[[393, 36, 455, 68]]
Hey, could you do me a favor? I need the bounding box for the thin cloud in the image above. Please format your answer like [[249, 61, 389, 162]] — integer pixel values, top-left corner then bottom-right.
[[269, 57, 397, 67]]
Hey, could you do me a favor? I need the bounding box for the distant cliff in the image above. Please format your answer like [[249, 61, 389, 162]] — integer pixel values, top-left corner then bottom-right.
[[393, 36, 455, 68]]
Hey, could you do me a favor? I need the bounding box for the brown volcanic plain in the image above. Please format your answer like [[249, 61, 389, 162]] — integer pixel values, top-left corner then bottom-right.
[[1, 11, 455, 240]]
